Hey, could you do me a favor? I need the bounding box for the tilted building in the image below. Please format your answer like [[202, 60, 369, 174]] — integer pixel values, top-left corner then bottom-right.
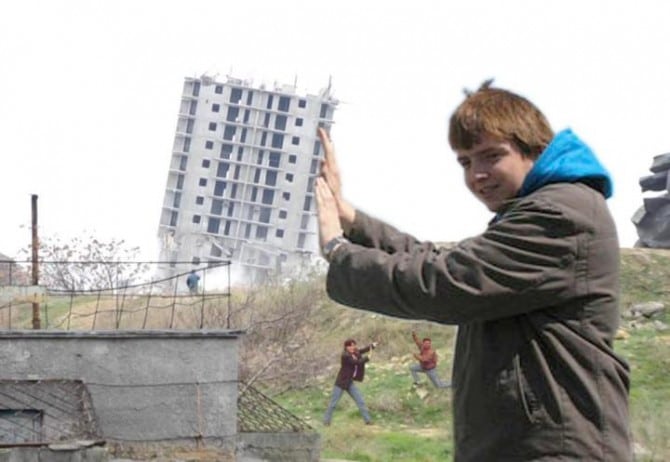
[[157, 75, 337, 280]]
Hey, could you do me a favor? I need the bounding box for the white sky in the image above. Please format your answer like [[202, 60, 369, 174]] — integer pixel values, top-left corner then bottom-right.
[[1, 0, 669, 260]]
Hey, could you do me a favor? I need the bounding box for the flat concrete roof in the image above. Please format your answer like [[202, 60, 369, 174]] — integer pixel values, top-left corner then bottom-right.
[[0, 329, 245, 339]]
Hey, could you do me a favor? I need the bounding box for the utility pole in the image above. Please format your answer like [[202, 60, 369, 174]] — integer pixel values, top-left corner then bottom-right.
[[31, 194, 41, 329]]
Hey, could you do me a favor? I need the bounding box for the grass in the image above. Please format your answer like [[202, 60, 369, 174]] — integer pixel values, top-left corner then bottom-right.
[[270, 248, 670, 461]]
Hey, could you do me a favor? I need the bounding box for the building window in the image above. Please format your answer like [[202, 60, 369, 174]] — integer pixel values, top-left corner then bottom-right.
[[243, 109, 250, 123], [227, 202, 235, 217], [285, 173, 294, 182], [223, 221, 232, 236], [173, 192, 182, 208], [301, 214, 310, 229], [303, 196, 312, 211], [240, 128, 247, 143], [257, 151, 265, 165], [193, 215, 201, 224], [282, 191, 290, 201], [244, 224, 251, 238], [275, 115, 287, 131], [288, 154, 297, 164], [313, 140, 322, 156], [233, 165, 241, 180], [192, 81, 200, 96], [227, 106, 239, 122], [297, 233, 306, 249], [205, 140, 214, 150], [199, 178, 207, 187], [269, 152, 281, 167], [212, 103, 220, 112], [170, 211, 178, 227], [246, 91, 254, 105], [295, 117, 303, 127], [278, 210, 287, 219], [189, 100, 197, 115], [256, 226, 268, 240], [230, 87, 242, 103], [291, 136, 300, 146], [230, 184, 238, 199], [186, 118, 194, 133], [265, 171, 277, 186], [263, 113, 270, 128], [259, 207, 271, 223], [176, 174, 185, 189], [221, 144, 233, 159], [211, 199, 224, 215], [261, 189, 275, 204], [215, 85, 223, 94], [278, 96, 290, 112], [196, 196, 204, 205], [217, 162, 229, 178], [183, 137, 191, 152], [207, 217, 221, 234], [260, 131, 267, 146], [202, 159, 211, 168], [271, 133, 284, 149], [214, 180, 226, 196], [266, 94, 274, 110], [192, 256, 201, 265], [298, 99, 306, 108], [320, 103, 329, 118], [253, 169, 261, 184], [276, 229, 284, 238], [179, 156, 188, 171], [223, 125, 236, 140], [208, 122, 217, 131], [310, 158, 319, 174]]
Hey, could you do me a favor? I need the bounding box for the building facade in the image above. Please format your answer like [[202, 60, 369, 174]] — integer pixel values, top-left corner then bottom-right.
[[157, 75, 337, 280]]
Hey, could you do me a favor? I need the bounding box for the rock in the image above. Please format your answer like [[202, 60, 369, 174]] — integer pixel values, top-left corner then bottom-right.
[[631, 301, 665, 319], [615, 329, 630, 340], [653, 320, 669, 331]]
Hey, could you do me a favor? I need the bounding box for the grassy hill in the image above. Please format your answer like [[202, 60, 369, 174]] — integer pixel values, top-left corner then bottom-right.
[[268, 247, 670, 462]]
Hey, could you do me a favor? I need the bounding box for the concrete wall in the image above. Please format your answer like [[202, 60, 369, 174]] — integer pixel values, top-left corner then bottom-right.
[[0, 330, 242, 450]]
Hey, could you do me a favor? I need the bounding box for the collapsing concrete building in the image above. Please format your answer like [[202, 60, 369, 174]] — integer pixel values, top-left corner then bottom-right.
[[157, 75, 338, 281], [632, 153, 670, 248]]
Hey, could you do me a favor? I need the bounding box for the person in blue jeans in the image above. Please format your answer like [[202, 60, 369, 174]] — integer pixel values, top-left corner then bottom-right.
[[410, 331, 450, 388], [323, 338, 377, 426]]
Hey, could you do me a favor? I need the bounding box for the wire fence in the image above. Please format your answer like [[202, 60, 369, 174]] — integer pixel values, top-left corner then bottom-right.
[[0, 379, 312, 447], [0, 260, 232, 330], [0, 379, 101, 446]]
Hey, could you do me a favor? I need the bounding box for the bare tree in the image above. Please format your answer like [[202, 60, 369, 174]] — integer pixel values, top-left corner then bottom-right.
[[208, 264, 329, 392], [19, 233, 150, 292]]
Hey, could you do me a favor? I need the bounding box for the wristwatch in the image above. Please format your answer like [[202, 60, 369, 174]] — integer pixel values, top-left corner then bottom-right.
[[322, 235, 349, 261]]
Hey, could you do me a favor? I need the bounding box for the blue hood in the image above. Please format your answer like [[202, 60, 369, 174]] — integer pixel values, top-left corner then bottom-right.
[[518, 129, 613, 199]]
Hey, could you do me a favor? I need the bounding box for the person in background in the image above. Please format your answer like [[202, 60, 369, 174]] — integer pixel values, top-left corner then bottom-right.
[[323, 338, 377, 426], [410, 331, 450, 389], [314, 81, 631, 461], [186, 269, 200, 295]]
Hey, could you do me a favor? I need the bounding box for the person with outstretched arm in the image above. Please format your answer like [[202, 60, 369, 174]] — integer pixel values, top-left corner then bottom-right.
[[315, 81, 631, 461]]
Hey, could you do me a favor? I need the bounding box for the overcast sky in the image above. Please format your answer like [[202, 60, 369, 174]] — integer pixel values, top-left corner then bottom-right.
[[1, 0, 669, 260]]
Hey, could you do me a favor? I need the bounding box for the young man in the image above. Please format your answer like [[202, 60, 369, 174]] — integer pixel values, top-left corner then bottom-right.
[[410, 331, 449, 389], [323, 338, 377, 426], [315, 82, 631, 461]]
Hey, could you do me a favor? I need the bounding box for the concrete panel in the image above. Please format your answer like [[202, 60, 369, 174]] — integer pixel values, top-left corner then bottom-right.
[[0, 330, 242, 448]]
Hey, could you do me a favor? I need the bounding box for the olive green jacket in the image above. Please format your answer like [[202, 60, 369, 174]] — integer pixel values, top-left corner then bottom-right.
[[326, 182, 631, 461]]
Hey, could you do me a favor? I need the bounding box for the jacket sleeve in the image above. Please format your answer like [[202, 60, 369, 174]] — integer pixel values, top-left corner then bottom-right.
[[327, 197, 582, 324]]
